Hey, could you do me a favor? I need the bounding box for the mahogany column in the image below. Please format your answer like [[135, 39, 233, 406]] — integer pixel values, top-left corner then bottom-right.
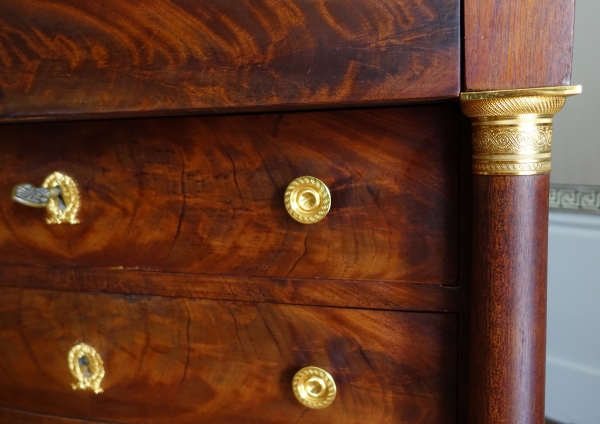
[[461, 87, 580, 424], [471, 173, 550, 424], [463, 0, 579, 420]]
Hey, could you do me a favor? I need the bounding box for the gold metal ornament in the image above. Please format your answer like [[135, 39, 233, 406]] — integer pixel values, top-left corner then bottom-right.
[[292, 366, 337, 409], [460, 85, 581, 176], [284, 176, 331, 224], [12, 171, 80, 224], [68, 343, 105, 394], [43, 172, 80, 224]]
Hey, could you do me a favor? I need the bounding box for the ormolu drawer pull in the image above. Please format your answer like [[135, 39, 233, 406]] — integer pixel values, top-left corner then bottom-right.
[[292, 366, 336, 409], [284, 176, 331, 224], [12, 171, 80, 224], [68, 343, 105, 394]]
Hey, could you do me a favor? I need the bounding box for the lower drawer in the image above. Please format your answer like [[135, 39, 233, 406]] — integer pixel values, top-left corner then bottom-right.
[[0, 287, 457, 423]]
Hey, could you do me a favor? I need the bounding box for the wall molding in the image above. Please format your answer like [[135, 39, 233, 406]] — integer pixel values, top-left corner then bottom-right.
[[550, 184, 600, 214], [546, 209, 600, 424]]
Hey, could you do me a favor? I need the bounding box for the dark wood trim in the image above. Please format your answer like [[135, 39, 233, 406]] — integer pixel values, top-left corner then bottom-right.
[[469, 175, 549, 424], [0, 265, 461, 313], [0, 407, 98, 423]]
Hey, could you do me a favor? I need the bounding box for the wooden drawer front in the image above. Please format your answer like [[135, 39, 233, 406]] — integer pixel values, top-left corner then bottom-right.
[[0, 287, 457, 423], [0, 0, 460, 121], [0, 105, 460, 284]]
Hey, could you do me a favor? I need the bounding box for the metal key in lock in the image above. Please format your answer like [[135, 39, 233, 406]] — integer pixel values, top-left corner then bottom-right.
[[12, 184, 62, 208], [11, 171, 80, 224]]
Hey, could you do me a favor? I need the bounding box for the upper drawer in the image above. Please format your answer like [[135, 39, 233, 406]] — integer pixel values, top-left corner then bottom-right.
[[0, 0, 460, 121], [0, 105, 460, 284]]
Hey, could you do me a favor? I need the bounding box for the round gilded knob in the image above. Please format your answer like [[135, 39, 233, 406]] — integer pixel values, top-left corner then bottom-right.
[[292, 366, 337, 409], [284, 176, 331, 224]]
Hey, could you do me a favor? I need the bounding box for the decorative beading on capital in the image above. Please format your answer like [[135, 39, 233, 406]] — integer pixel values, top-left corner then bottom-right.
[[460, 86, 581, 176]]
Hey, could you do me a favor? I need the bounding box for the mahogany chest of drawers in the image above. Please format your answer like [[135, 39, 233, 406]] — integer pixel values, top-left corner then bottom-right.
[[0, 1, 578, 423]]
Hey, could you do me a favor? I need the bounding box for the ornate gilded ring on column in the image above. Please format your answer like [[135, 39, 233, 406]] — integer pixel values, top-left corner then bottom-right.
[[460, 86, 581, 176]]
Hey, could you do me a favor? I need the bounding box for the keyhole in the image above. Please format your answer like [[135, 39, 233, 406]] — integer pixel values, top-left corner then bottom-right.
[[79, 355, 92, 378], [56, 189, 66, 211]]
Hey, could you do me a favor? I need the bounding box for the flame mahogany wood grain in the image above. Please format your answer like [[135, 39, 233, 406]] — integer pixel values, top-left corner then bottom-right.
[[464, 0, 575, 90], [470, 175, 549, 424], [0, 105, 460, 285], [0, 265, 461, 313], [0, 287, 458, 424], [0, 0, 459, 121]]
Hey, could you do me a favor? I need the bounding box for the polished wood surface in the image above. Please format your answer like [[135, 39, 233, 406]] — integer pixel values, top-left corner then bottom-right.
[[469, 175, 549, 424], [0, 0, 580, 421], [0, 287, 458, 423], [0, 0, 459, 121], [0, 105, 460, 285], [464, 0, 575, 90]]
